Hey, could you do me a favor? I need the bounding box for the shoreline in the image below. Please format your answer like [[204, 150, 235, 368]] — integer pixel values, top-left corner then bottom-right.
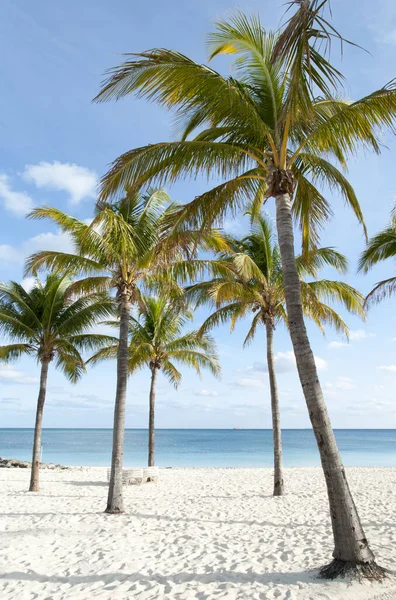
[[5, 461, 396, 470], [1, 466, 396, 599]]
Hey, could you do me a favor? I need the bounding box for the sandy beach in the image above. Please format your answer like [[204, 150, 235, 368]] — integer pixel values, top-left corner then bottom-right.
[[1, 467, 396, 600]]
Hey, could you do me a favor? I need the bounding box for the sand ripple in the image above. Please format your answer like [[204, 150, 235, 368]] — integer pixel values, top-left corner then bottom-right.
[[1, 467, 396, 599]]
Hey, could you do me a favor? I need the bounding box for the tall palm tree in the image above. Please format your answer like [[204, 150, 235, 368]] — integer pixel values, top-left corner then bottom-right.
[[88, 296, 220, 467], [358, 208, 396, 306], [26, 189, 225, 513], [92, 2, 396, 575], [185, 215, 365, 497], [0, 275, 115, 492]]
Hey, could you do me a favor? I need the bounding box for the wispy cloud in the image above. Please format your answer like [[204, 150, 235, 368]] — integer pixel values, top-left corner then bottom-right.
[[335, 377, 357, 391], [21, 277, 36, 292], [349, 329, 375, 342], [1, 397, 21, 406], [378, 365, 396, 373], [383, 28, 396, 45], [194, 389, 219, 397], [23, 161, 97, 204], [0, 244, 22, 263], [1, 228, 75, 266], [245, 351, 327, 374], [48, 393, 112, 410], [0, 174, 34, 217], [325, 377, 357, 397], [328, 341, 349, 350], [235, 378, 266, 389], [0, 365, 38, 385]]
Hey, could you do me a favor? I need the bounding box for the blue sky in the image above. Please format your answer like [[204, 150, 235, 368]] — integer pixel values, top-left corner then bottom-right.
[[0, 0, 396, 429]]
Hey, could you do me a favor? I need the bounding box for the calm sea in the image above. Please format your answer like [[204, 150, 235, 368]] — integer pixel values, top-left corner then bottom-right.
[[1, 429, 396, 467]]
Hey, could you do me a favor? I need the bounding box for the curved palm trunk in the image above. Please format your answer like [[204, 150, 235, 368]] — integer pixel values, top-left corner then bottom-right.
[[275, 189, 383, 578], [265, 320, 284, 497], [29, 359, 49, 492], [106, 293, 130, 514], [148, 366, 158, 467]]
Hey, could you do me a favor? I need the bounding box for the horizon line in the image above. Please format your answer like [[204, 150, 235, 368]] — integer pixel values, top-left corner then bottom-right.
[[2, 427, 396, 431]]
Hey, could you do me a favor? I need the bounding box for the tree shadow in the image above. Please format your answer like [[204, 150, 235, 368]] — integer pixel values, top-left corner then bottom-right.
[[130, 511, 314, 528], [0, 509, 317, 528], [1, 568, 328, 588], [67, 481, 108, 487], [0, 512, 102, 517]]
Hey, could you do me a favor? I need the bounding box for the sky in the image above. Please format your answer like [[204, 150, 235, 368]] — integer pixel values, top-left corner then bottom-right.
[[0, 0, 396, 429]]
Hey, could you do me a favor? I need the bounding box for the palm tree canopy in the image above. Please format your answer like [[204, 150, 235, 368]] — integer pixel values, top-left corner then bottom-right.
[[88, 296, 220, 388], [0, 275, 116, 382], [358, 208, 396, 306], [185, 215, 365, 344], [93, 4, 396, 252], [25, 188, 228, 304]]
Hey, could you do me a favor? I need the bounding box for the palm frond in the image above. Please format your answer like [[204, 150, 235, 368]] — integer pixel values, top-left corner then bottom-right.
[[94, 48, 272, 145], [0, 343, 35, 362], [86, 345, 119, 366], [25, 251, 105, 278], [243, 311, 264, 347], [161, 360, 182, 388], [293, 152, 366, 241], [302, 279, 365, 319], [297, 246, 348, 276], [364, 277, 396, 308], [358, 225, 396, 272], [68, 334, 119, 352], [98, 141, 257, 203]]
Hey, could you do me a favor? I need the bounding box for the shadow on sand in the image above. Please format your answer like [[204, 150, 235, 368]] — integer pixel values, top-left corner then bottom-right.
[[1, 568, 327, 588]]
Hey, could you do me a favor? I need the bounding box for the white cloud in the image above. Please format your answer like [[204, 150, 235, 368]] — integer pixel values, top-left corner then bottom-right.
[[273, 352, 298, 373], [21, 277, 36, 292], [328, 341, 349, 350], [246, 351, 327, 374], [235, 378, 266, 389], [314, 356, 328, 371], [0, 229, 75, 268], [23, 161, 97, 204], [0, 174, 34, 217], [324, 382, 337, 397], [378, 365, 396, 373], [0, 244, 22, 263], [194, 389, 219, 397], [335, 376, 356, 391], [222, 218, 248, 235], [24, 230, 74, 255], [0, 365, 38, 385], [349, 329, 375, 342], [48, 393, 111, 410], [325, 377, 356, 396], [1, 397, 21, 406], [383, 28, 396, 45]]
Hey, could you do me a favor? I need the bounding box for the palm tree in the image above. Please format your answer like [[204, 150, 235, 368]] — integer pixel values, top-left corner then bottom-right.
[[88, 296, 220, 467], [185, 215, 364, 497], [0, 275, 115, 492], [25, 189, 225, 513], [92, 2, 396, 575], [358, 208, 396, 306]]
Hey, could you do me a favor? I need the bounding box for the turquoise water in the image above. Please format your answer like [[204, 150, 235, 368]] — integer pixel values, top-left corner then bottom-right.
[[1, 429, 396, 467]]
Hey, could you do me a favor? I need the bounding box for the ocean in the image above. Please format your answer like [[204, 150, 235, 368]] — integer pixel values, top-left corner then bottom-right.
[[1, 428, 396, 467]]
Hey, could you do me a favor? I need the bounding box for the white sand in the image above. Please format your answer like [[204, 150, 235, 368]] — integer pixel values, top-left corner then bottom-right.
[[1, 467, 396, 600]]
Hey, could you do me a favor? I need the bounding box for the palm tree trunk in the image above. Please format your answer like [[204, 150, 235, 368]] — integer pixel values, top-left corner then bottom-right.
[[148, 365, 158, 467], [265, 320, 284, 497], [106, 292, 130, 514], [275, 189, 383, 579], [29, 359, 49, 492]]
